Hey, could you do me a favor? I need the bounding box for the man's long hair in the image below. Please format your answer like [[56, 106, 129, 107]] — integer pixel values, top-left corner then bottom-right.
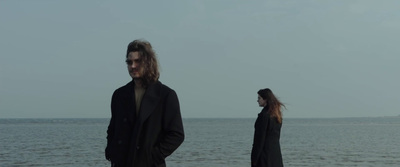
[[126, 39, 160, 86], [258, 88, 285, 123]]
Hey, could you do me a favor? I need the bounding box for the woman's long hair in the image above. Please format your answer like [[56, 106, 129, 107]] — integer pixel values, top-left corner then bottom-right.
[[258, 88, 285, 123], [126, 39, 160, 86]]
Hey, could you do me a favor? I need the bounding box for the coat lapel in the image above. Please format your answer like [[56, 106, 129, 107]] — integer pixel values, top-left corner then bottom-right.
[[124, 81, 136, 123], [138, 81, 161, 124]]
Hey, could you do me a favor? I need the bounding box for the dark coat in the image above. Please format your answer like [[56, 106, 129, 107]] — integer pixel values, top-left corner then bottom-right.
[[105, 81, 184, 167], [251, 107, 283, 167]]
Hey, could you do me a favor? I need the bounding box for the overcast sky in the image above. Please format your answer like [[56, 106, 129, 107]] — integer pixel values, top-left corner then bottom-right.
[[1, 0, 399, 118]]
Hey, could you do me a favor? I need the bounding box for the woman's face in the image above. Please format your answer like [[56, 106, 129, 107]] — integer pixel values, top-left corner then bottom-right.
[[257, 94, 267, 107]]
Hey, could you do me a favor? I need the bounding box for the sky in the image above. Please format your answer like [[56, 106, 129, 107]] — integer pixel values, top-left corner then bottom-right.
[[1, 0, 400, 118]]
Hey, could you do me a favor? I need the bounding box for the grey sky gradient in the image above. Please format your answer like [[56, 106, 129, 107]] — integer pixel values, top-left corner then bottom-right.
[[1, 1, 400, 118]]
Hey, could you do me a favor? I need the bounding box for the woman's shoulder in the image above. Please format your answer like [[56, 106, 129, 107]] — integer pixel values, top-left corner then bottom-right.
[[258, 110, 271, 119]]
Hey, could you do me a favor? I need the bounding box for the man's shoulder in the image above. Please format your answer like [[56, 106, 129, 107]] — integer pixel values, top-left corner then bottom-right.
[[157, 81, 178, 97], [158, 81, 173, 91], [113, 81, 134, 94]]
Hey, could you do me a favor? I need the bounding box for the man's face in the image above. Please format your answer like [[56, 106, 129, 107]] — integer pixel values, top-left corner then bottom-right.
[[126, 51, 143, 79]]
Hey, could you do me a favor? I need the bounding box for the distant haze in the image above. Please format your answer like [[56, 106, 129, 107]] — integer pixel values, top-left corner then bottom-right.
[[1, 1, 399, 118]]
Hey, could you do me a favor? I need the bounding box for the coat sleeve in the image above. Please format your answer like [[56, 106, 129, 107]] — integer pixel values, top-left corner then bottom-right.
[[154, 89, 185, 158], [105, 91, 117, 160], [251, 113, 269, 166]]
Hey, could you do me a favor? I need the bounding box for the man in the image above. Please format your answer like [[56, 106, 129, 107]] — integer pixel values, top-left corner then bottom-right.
[[105, 39, 184, 167]]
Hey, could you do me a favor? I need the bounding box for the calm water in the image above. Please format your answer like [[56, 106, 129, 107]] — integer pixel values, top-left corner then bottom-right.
[[1, 117, 399, 167]]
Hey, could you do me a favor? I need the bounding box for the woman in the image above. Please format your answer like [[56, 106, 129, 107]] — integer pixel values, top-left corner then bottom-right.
[[251, 88, 285, 167]]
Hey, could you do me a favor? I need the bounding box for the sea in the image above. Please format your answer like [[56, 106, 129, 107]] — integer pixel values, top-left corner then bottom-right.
[[1, 117, 399, 167]]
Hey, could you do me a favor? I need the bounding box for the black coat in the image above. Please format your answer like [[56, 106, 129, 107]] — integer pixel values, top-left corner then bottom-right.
[[106, 81, 184, 167], [251, 107, 283, 167]]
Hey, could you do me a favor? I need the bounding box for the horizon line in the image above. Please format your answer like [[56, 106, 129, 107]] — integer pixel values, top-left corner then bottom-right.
[[0, 116, 399, 119]]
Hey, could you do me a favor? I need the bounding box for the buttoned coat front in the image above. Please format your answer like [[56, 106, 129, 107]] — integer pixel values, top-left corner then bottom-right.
[[106, 81, 184, 167]]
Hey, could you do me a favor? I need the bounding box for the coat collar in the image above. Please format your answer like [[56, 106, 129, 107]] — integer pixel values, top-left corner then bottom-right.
[[259, 106, 269, 115]]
